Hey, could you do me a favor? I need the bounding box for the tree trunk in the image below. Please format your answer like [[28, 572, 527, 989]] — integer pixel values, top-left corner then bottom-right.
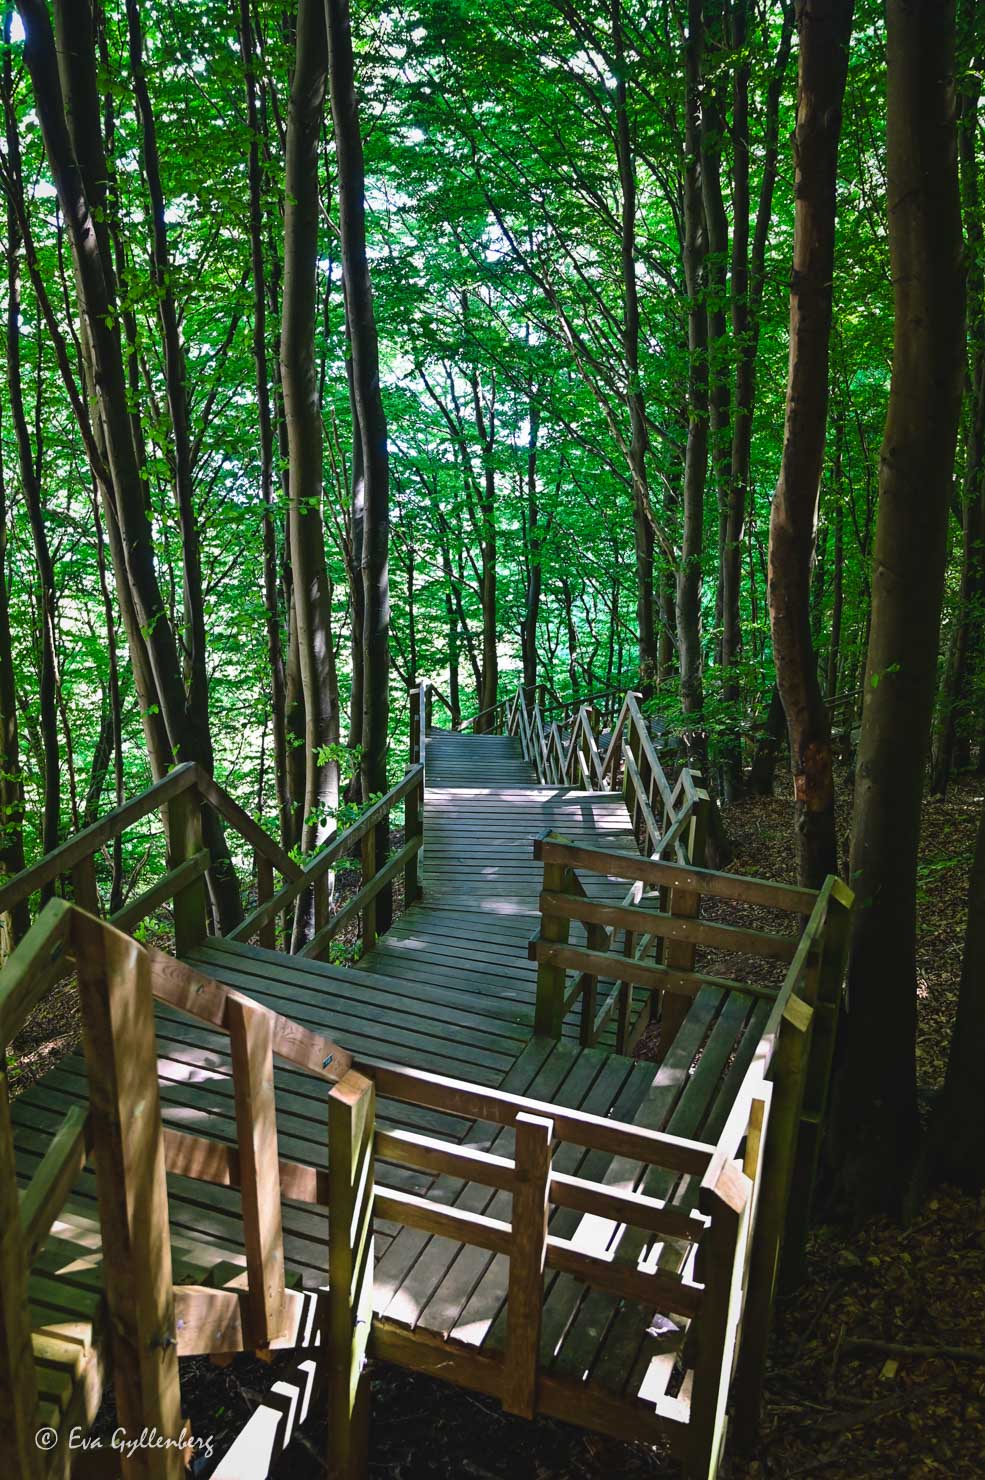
[[830, 0, 965, 1215], [5, 187, 59, 872], [767, 0, 853, 889], [325, 0, 391, 923], [18, 0, 241, 926], [612, 0, 657, 697], [282, 0, 340, 941], [676, 0, 709, 738], [238, 0, 291, 849], [930, 52, 984, 796], [123, 0, 242, 932], [929, 794, 985, 1188]]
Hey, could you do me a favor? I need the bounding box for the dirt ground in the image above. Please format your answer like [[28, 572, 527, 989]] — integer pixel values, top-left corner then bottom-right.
[[14, 778, 985, 1477]]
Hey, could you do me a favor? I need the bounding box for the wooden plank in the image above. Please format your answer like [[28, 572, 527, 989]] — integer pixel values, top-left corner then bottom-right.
[[145, 947, 353, 1082], [326, 1071, 376, 1480], [19, 1105, 89, 1265], [503, 1114, 552, 1417], [73, 909, 184, 1479], [688, 1160, 751, 1479], [167, 785, 209, 955], [546, 1234, 702, 1318], [0, 897, 73, 1045], [534, 854, 572, 1037], [363, 1059, 714, 1175], [374, 1187, 512, 1255], [110, 851, 211, 936], [227, 999, 287, 1349], [531, 939, 778, 1004], [533, 836, 818, 913], [0, 763, 198, 918], [539, 890, 798, 963], [0, 1058, 42, 1478], [375, 1128, 515, 1191]]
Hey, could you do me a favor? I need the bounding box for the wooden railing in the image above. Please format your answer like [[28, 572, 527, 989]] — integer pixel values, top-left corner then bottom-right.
[[0, 757, 424, 968], [453, 682, 710, 871], [0, 895, 772, 1480]]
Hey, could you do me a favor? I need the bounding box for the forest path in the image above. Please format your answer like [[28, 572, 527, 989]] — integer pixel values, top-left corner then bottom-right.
[[359, 727, 640, 1050]]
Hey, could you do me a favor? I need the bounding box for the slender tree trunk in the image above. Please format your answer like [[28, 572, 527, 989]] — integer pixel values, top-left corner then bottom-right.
[[123, 0, 242, 930], [827, 500, 844, 699], [520, 402, 542, 704], [930, 794, 985, 1188], [282, 0, 340, 940], [238, 0, 291, 848], [830, 0, 965, 1215], [5, 195, 58, 870], [677, 0, 709, 736], [325, 0, 391, 924], [18, 0, 241, 926], [931, 55, 984, 796], [767, 0, 853, 888], [612, 0, 657, 696], [0, 378, 28, 949]]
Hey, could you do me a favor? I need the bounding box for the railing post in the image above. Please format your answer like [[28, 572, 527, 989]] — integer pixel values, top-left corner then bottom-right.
[[73, 912, 184, 1478], [360, 826, 377, 956], [255, 851, 276, 949], [687, 1160, 751, 1480], [326, 1071, 376, 1480], [409, 685, 422, 765], [730, 996, 812, 1455], [403, 769, 423, 905], [503, 1113, 553, 1419], [72, 852, 100, 916], [423, 682, 433, 736], [532, 836, 570, 1039], [781, 879, 852, 1286], [228, 998, 287, 1350], [0, 1062, 42, 1479], [167, 785, 208, 954]]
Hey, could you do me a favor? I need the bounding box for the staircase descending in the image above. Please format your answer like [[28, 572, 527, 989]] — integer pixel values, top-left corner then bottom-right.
[[0, 684, 851, 1480], [423, 728, 537, 787]]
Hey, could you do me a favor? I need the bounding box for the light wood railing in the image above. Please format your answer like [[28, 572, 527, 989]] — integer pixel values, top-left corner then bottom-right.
[[0, 897, 771, 1480], [0, 758, 424, 968]]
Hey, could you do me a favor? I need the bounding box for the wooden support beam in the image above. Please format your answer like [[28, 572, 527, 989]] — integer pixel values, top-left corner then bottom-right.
[[533, 841, 572, 1038], [783, 877, 853, 1283], [228, 998, 287, 1349], [730, 994, 813, 1456], [403, 771, 423, 904], [0, 1062, 42, 1479], [167, 786, 208, 955], [359, 826, 377, 957], [688, 1160, 751, 1480], [326, 1071, 376, 1480], [73, 910, 184, 1479], [19, 1104, 89, 1265], [255, 852, 276, 950], [0, 897, 73, 1045], [504, 1114, 553, 1419]]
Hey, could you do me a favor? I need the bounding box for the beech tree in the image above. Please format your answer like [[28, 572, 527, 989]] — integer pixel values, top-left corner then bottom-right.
[[831, 0, 966, 1214]]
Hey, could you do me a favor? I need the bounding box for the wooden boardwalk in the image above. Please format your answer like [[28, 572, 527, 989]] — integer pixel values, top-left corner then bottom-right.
[[10, 730, 667, 1405], [3, 700, 850, 1477]]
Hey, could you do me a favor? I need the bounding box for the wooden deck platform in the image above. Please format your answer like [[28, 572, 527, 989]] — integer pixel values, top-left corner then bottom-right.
[[8, 730, 694, 1433]]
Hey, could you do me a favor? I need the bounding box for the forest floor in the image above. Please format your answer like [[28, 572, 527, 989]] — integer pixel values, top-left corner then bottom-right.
[[11, 775, 985, 1477]]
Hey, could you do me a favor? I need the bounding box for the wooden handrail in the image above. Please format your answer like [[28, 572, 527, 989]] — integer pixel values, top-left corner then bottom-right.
[[0, 761, 200, 916], [228, 764, 423, 946]]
